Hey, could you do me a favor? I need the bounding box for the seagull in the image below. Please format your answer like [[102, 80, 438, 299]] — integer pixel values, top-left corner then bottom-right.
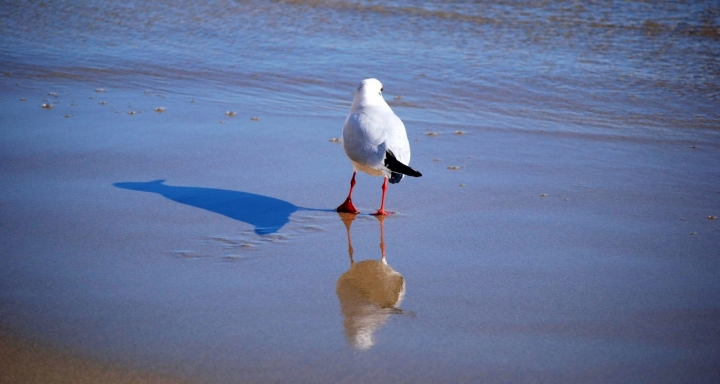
[[336, 78, 422, 216]]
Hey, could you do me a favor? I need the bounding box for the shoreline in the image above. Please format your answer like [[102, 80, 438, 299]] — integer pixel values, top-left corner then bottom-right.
[[1, 43, 719, 383]]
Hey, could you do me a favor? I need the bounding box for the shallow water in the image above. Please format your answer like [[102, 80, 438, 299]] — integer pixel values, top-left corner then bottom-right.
[[2, 0, 720, 382], [2, 0, 719, 134]]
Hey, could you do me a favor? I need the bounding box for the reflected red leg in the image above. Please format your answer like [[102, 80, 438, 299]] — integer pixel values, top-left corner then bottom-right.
[[377, 215, 387, 260]]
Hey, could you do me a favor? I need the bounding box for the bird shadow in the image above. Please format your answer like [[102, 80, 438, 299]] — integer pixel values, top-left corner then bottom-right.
[[113, 180, 331, 235]]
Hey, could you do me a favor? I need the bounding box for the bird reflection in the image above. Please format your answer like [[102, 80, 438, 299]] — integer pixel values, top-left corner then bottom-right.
[[336, 213, 406, 350]]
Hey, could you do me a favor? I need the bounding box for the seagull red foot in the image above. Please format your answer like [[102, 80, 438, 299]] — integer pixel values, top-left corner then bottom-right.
[[336, 172, 360, 214]]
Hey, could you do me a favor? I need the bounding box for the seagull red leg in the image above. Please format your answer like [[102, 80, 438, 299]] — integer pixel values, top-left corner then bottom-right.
[[373, 177, 391, 216], [336, 172, 360, 214]]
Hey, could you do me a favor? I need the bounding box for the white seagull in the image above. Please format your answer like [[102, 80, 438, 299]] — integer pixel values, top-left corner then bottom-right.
[[337, 78, 422, 216]]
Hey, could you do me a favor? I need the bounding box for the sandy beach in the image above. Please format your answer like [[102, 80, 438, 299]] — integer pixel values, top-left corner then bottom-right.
[[1, 328, 187, 384], [2, 0, 719, 382], [1, 84, 718, 382]]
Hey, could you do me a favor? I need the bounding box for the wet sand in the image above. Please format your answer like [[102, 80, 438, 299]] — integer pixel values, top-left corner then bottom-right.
[[1, 82, 719, 382], [3, 0, 720, 380], [0, 329, 186, 384]]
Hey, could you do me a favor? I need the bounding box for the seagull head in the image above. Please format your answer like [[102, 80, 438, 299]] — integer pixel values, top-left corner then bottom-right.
[[353, 78, 387, 107]]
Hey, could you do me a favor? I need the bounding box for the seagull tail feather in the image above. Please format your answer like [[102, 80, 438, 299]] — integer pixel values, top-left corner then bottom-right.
[[384, 150, 422, 185]]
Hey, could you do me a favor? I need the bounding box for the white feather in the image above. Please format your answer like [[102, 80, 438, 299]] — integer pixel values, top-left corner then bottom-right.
[[341, 78, 412, 178]]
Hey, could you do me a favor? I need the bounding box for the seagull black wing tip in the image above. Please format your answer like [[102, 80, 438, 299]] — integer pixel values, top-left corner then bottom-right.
[[384, 150, 422, 178]]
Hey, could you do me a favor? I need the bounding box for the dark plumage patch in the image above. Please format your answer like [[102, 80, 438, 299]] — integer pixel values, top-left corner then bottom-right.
[[384, 150, 422, 184], [389, 172, 404, 184]]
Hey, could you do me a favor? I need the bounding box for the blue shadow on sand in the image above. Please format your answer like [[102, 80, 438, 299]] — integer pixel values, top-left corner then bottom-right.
[[114, 180, 324, 235]]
